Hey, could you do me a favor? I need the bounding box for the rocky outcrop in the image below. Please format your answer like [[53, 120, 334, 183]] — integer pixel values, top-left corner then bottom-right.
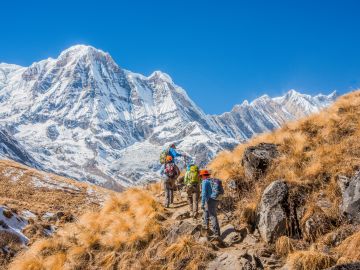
[[257, 180, 289, 243], [338, 171, 360, 223], [165, 220, 202, 244], [242, 143, 278, 181]]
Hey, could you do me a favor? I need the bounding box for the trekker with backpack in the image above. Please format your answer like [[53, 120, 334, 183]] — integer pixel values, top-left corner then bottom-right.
[[184, 164, 200, 218], [200, 170, 224, 238], [161, 155, 180, 208], [160, 143, 187, 165]]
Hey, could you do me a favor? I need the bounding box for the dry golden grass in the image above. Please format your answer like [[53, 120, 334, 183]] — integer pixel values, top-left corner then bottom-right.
[[286, 250, 336, 270], [0, 159, 109, 216], [276, 236, 295, 256], [210, 90, 360, 236], [159, 235, 214, 270], [334, 231, 360, 263], [9, 188, 212, 270]]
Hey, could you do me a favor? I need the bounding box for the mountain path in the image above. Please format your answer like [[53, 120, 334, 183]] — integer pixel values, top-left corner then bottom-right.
[[155, 189, 285, 270]]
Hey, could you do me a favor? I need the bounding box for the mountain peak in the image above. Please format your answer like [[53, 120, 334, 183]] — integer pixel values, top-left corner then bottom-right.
[[148, 71, 173, 83], [58, 44, 110, 61], [286, 89, 302, 97]]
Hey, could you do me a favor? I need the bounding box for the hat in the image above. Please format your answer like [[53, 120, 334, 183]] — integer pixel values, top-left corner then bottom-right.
[[199, 169, 211, 176]]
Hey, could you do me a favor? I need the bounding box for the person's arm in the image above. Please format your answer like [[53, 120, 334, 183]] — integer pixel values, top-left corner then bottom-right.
[[169, 148, 182, 158]]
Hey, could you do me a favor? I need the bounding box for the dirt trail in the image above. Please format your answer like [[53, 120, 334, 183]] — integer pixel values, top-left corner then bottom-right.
[[156, 189, 285, 270]]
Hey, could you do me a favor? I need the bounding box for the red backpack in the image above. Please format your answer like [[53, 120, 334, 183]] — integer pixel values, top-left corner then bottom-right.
[[165, 163, 179, 178]]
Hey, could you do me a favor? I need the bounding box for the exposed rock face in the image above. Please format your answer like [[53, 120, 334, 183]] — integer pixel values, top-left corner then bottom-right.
[[339, 171, 360, 223], [257, 180, 289, 243], [242, 143, 278, 181], [166, 220, 202, 244]]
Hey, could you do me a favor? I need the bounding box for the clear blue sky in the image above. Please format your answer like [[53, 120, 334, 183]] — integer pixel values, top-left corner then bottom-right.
[[1, 0, 360, 114]]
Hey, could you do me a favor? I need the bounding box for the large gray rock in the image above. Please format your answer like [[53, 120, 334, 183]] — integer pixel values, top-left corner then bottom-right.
[[242, 143, 278, 181], [257, 180, 289, 243], [339, 171, 360, 223], [220, 224, 246, 246], [165, 220, 202, 244]]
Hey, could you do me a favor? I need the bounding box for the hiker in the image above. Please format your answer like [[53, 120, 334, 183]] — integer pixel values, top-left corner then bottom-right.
[[200, 170, 224, 238], [160, 143, 187, 166], [167, 143, 183, 162], [184, 164, 200, 218], [161, 155, 180, 208]]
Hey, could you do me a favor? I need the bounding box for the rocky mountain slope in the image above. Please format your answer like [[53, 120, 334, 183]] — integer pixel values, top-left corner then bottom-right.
[[0, 159, 110, 268], [7, 90, 360, 270], [0, 45, 336, 188]]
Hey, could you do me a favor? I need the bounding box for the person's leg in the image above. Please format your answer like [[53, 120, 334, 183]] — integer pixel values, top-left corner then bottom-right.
[[187, 185, 194, 215], [208, 199, 221, 237], [188, 195, 193, 214], [203, 203, 209, 229], [194, 185, 199, 216], [164, 181, 170, 207], [170, 178, 175, 204]]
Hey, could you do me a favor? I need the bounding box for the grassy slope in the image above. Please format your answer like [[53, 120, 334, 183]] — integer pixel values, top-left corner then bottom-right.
[[0, 159, 109, 216], [6, 91, 360, 270], [209, 90, 360, 268], [9, 188, 213, 270]]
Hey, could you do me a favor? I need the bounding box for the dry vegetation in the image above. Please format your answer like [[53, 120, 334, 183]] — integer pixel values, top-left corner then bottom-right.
[[0, 160, 109, 216], [9, 188, 213, 270], [4, 91, 360, 269], [210, 90, 360, 267]]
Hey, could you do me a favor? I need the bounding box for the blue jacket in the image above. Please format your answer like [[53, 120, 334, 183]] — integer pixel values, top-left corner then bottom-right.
[[168, 147, 182, 160], [201, 178, 219, 207]]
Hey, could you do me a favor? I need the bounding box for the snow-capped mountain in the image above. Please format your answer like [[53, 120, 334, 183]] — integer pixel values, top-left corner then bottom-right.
[[0, 128, 42, 169], [0, 45, 337, 189]]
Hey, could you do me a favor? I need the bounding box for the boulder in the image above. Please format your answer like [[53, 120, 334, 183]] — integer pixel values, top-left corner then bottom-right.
[[165, 220, 202, 244], [242, 143, 278, 181], [257, 180, 289, 243], [339, 171, 360, 223], [220, 224, 246, 246]]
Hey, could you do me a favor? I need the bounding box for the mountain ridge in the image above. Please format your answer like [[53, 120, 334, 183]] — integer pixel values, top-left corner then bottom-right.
[[0, 44, 337, 188]]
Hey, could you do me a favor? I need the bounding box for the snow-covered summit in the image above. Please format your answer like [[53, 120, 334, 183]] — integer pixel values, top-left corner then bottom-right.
[[0, 45, 337, 188]]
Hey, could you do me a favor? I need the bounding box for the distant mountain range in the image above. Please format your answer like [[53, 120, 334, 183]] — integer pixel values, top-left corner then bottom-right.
[[0, 45, 337, 189]]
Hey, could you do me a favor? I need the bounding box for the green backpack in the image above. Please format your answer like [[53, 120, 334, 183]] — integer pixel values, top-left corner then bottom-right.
[[160, 147, 170, 164], [186, 165, 199, 184]]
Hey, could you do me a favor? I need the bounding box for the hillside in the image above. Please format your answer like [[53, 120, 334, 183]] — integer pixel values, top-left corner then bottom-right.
[[0, 45, 336, 188], [6, 91, 360, 270], [0, 160, 110, 268], [209, 90, 360, 268]]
